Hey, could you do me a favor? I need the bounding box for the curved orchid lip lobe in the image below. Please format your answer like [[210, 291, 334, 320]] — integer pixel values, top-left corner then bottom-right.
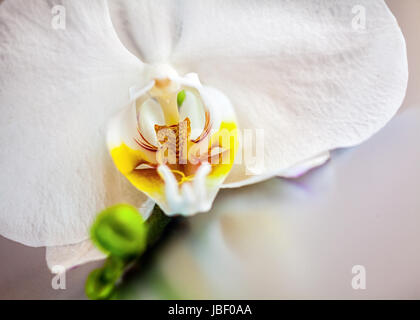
[[107, 70, 239, 216]]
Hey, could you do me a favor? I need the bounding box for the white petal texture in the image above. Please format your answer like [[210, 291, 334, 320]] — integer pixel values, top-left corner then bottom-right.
[[0, 0, 149, 247], [109, 0, 408, 187], [46, 240, 105, 271]]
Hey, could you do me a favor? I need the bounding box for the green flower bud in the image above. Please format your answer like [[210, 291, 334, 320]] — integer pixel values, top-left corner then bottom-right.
[[90, 204, 147, 258]]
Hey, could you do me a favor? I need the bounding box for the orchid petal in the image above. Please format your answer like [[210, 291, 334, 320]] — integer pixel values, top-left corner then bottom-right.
[[278, 152, 331, 179], [0, 0, 150, 247], [108, 0, 179, 63], [46, 240, 105, 272], [109, 0, 408, 186], [222, 152, 331, 188], [46, 198, 155, 271]]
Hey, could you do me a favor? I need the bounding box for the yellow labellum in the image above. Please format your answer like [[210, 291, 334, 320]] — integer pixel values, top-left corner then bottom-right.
[[110, 121, 238, 206]]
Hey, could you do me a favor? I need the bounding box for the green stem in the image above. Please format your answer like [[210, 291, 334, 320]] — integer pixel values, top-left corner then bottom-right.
[[145, 204, 172, 247]]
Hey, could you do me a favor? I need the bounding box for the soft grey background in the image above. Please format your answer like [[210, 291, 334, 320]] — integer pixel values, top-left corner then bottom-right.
[[0, 0, 419, 299]]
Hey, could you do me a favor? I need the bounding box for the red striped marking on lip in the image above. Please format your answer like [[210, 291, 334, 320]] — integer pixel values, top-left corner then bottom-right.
[[134, 109, 212, 151], [192, 110, 211, 143], [134, 127, 158, 151]]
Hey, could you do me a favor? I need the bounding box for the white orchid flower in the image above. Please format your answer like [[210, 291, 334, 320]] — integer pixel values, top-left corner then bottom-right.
[[0, 0, 407, 271]]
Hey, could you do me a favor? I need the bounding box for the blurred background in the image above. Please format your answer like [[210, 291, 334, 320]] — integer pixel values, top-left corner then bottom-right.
[[1, 0, 419, 299]]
